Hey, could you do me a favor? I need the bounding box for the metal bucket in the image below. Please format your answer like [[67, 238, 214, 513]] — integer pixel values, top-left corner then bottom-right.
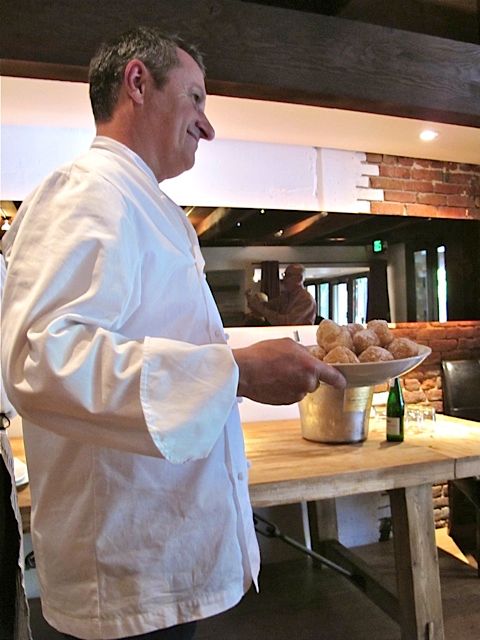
[[298, 384, 374, 444]]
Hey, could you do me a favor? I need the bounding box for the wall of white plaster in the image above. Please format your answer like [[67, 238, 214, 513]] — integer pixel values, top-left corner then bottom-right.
[[1, 124, 364, 216]]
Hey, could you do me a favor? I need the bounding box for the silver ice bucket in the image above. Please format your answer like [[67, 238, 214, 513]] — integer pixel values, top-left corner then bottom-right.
[[299, 383, 374, 444]]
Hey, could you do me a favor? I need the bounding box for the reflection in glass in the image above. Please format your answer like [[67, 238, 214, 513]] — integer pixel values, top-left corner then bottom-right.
[[437, 245, 447, 322], [414, 249, 428, 321], [333, 282, 348, 324], [353, 277, 368, 324], [319, 283, 329, 320]]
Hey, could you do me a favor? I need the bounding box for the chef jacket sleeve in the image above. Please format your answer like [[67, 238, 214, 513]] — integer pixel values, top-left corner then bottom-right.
[[1, 172, 238, 464]]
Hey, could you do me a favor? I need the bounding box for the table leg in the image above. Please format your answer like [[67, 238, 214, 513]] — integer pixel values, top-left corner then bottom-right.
[[389, 484, 445, 640], [307, 498, 338, 553]]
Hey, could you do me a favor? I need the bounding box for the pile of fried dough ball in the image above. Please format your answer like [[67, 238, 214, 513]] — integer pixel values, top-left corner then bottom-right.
[[312, 319, 420, 364]]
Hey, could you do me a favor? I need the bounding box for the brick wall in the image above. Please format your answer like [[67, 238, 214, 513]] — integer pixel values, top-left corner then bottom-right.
[[386, 320, 480, 411], [360, 154, 480, 220], [380, 320, 480, 527]]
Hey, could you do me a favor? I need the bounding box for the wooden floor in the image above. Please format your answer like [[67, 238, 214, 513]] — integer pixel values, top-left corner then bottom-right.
[[28, 536, 479, 640], [195, 539, 479, 640]]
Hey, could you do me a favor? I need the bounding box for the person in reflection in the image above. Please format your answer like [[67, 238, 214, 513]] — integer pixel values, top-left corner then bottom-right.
[[245, 263, 317, 325], [1, 27, 345, 640]]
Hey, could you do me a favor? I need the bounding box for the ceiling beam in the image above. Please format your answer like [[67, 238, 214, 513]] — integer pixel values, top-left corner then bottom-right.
[[2, 0, 480, 127], [284, 213, 364, 245], [194, 207, 232, 237], [279, 212, 330, 240]]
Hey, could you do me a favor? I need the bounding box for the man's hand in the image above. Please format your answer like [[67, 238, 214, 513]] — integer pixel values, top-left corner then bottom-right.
[[245, 290, 264, 315], [232, 338, 346, 405]]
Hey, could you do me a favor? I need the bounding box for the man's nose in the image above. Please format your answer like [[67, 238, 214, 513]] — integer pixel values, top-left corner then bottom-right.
[[198, 113, 215, 141]]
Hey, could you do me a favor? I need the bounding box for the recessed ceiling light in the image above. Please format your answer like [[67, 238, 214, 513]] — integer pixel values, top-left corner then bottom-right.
[[274, 229, 284, 237], [329, 237, 346, 242], [419, 129, 439, 142], [260, 209, 265, 214]]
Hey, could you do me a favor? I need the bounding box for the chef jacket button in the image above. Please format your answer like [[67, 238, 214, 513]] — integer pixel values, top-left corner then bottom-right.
[[237, 471, 244, 481]]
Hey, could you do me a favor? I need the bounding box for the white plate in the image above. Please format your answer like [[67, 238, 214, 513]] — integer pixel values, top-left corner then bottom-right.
[[328, 344, 432, 387], [13, 457, 29, 488]]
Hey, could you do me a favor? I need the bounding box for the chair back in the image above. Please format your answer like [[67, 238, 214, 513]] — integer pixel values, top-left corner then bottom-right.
[[441, 359, 480, 421]]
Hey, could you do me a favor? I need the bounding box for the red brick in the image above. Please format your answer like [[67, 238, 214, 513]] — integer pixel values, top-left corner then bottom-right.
[[380, 166, 412, 178], [458, 337, 480, 349], [370, 177, 404, 190], [435, 206, 468, 219], [445, 327, 476, 338], [422, 378, 437, 391], [411, 169, 444, 181], [452, 171, 480, 186], [417, 193, 447, 206], [416, 328, 447, 340], [447, 194, 475, 207], [406, 203, 437, 216], [408, 180, 435, 192], [384, 190, 417, 203], [446, 350, 474, 360], [381, 156, 397, 165], [445, 173, 475, 185], [404, 378, 421, 391], [365, 154, 383, 163], [404, 370, 424, 382], [426, 388, 443, 401], [413, 159, 432, 168], [370, 202, 405, 215], [432, 182, 464, 195], [430, 339, 457, 351], [430, 160, 459, 171], [426, 352, 442, 364], [397, 157, 415, 167]]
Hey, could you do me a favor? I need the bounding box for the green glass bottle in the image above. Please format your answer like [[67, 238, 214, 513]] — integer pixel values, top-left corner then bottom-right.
[[386, 377, 405, 442]]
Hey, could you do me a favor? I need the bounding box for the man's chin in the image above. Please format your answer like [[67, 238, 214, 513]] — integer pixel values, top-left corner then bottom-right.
[[164, 156, 196, 180]]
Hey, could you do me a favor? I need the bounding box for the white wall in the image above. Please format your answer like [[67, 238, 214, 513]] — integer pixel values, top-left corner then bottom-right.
[[1, 119, 373, 218]]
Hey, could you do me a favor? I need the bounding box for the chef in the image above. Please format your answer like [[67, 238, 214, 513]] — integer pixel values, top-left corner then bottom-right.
[[1, 26, 344, 640]]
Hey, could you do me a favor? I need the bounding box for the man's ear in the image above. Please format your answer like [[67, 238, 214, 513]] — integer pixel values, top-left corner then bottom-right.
[[124, 59, 148, 105]]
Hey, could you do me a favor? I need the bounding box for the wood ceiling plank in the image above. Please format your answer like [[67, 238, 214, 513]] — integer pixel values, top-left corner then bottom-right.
[[280, 212, 329, 239], [194, 206, 232, 237], [2, 0, 480, 126]]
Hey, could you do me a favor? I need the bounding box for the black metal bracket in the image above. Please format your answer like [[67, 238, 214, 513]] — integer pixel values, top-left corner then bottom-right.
[[253, 511, 365, 587]]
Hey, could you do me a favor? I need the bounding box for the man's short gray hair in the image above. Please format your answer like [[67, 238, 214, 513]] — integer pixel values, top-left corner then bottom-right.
[[88, 26, 205, 123]]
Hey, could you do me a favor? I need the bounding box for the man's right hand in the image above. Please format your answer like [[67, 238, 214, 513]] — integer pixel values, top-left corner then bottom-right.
[[232, 338, 346, 405]]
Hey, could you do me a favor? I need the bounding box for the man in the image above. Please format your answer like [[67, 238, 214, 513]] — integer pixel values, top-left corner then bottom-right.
[[1, 27, 344, 640], [246, 263, 317, 325], [1, 256, 31, 640]]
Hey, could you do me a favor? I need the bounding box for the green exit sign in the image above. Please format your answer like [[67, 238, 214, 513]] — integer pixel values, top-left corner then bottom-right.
[[372, 239, 386, 253]]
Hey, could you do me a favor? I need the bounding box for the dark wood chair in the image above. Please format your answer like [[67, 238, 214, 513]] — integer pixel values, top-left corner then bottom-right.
[[440, 359, 480, 576]]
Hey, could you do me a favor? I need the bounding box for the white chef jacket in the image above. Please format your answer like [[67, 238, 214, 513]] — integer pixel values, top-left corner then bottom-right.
[[1, 137, 260, 640]]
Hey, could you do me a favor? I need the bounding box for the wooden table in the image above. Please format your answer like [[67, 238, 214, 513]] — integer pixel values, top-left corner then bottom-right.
[[11, 414, 480, 640], [243, 414, 480, 640]]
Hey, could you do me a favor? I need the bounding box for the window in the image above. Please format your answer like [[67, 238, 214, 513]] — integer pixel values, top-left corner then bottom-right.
[[332, 282, 348, 324], [318, 282, 330, 320], [408, 244, 448, 322], [353, 277, 368, 324], [414, 249, 429, 321], [308, 274, 369, 323], [437, 246, 447, 322]]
